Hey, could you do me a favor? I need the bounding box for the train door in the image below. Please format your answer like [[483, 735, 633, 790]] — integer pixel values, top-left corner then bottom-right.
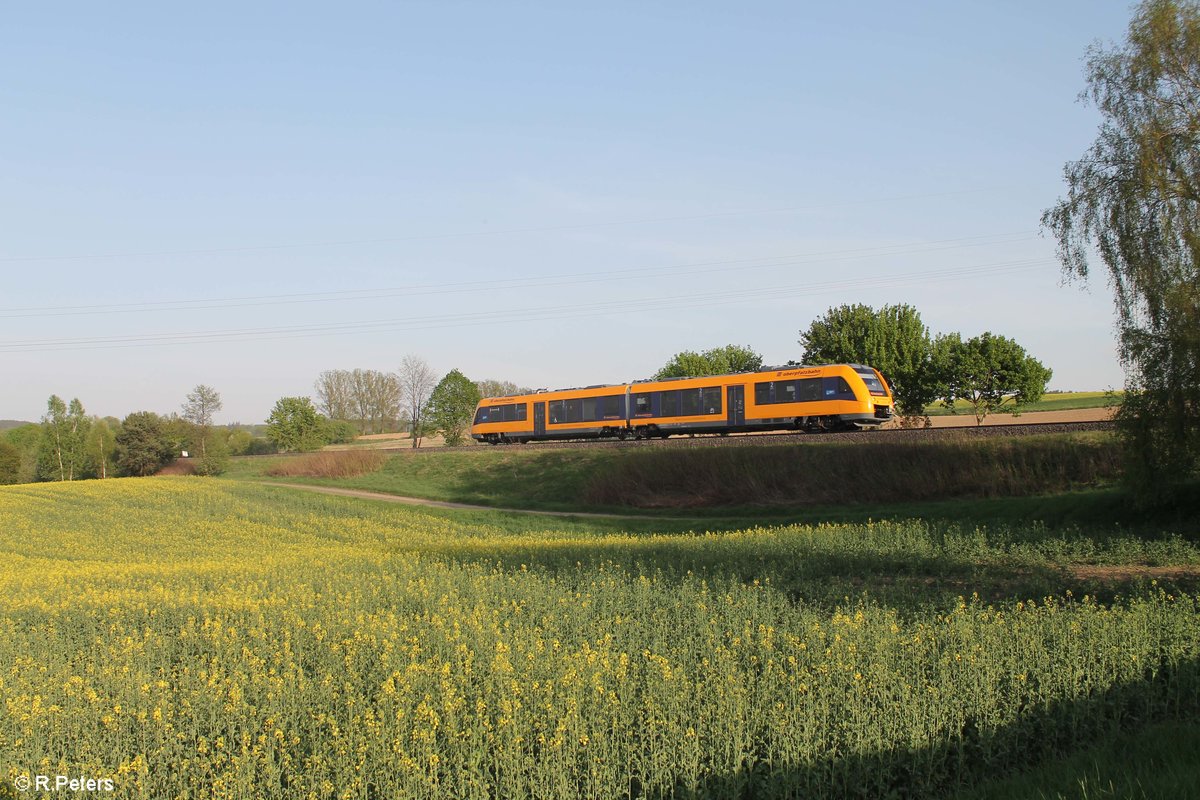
[[533, 402, 546, 437], [727, 385, 745, 427]]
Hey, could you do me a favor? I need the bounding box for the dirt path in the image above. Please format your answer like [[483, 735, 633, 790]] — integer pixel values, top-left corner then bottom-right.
[[926, 407, 1115, 427], [1066, 564, 1200, 583], [256, 482, 702, 521]]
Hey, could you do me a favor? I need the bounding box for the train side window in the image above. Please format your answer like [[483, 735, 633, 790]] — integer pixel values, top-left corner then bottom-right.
[[798, 378, 822, 402], [516, 403, 528, 421], [681, 389, 701, 416], [702, 387, 722, 414], [778, 381, 797, 404], [548, 400, 564, 424], [661, 391, 680, 417], [823, 377, 855, 399], [754, 382, 772, 405], [600, 395, 622, 418], [564, 398, 583, 423], [633, 394, 653, 417], [582, 397, 598, 421], [474, 407, 490, 424]]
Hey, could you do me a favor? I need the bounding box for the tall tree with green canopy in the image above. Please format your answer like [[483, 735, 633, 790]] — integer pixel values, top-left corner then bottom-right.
[[1042, 0, 1200, 500], [115, 412, 174, 477], [181, 384, 222, 457], [182, 385, 228, 475], [934, 333, 1053, 426], [38, 395, 91, 481], [266, 397, 328, 453], [653, 344, 763, 380], [426, 369, 483, 447], [86, 417, 119, 479], [798, 303, 939, 418]]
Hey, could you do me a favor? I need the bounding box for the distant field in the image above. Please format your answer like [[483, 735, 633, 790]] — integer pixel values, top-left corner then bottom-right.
[[2, 478, 1198, 799], [924, 391, 1120, 416]]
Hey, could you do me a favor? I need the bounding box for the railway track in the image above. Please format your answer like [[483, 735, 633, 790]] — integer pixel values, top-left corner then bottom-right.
[[397, 419, 1114, 454]]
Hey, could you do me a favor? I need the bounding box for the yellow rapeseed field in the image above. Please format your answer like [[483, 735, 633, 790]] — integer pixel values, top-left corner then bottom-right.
[[1, 478, 1197, 799]]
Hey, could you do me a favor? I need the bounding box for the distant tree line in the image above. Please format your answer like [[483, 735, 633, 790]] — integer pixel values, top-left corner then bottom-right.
[[268, 356, 523, 454], [0, 385, 249, 485]]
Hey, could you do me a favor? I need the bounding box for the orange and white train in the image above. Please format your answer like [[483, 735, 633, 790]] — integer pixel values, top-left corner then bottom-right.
[[471, 364, 894, 444]]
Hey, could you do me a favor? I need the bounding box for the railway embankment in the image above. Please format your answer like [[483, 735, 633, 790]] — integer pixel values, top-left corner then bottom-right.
[[581, 432, 1122, 509], [235, 428, 1126, 515]]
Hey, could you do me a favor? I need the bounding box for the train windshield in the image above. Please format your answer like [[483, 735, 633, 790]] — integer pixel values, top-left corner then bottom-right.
[[855, 369, 889, 397]]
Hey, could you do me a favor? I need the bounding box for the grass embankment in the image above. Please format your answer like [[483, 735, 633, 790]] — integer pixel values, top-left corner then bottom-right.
[[2, 478, 1198, 798], [230, 433, 1129, 515]]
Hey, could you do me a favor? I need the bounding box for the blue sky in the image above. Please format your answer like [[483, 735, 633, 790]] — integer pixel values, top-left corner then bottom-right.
[[2, 2, 1133, 423]]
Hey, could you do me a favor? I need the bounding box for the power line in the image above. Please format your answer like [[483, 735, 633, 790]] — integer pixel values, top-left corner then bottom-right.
[[0, 187, 1001, 264], [0, 231, 1036, 319], [0, 258, 1053, 353]]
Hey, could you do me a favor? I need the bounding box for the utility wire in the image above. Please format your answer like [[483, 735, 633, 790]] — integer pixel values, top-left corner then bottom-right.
[[0, 258, 1052, 353], [0, 231, 1036, 319], [0, 187, 1002, 264]]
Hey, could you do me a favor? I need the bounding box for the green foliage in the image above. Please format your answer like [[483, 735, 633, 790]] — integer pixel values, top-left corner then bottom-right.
[[266, 396, 328, 453], [0, 441, 19, 485], [1042, 0, 1200, 503], [427, 369, 482, 447], [192, 436, 230, 477], [158, 415, 195, 458], [224, 429, 254, 456], [654, 344, 763, 379], [799, 303, 939, 417], [181, 384, 223, 460], [243, 437, 280, 456], [38, 395, 92, 481], [85, 417, 119, 479], [935, 333, 1052, 424], [1, 424, 41, 484], [115, 412, 174, 477], [325, 419, 359, 445]]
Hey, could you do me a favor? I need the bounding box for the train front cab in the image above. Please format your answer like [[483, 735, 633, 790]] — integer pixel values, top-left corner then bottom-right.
[[471, 396, 535, 443], [742, 364, 893, 430]]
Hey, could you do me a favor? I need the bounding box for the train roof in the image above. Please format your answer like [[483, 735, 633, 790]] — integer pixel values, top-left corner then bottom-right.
[[478, 363, 880, 402]]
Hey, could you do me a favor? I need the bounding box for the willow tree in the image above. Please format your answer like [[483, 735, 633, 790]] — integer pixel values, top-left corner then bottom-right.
[[1042, 0, 1200, 501]]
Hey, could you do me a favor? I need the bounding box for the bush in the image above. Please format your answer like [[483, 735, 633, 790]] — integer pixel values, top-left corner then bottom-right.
[[0, 441, 20, 485], [243, 437, 280, 456], [326, 419, 359, 445], [264, 450, 386, 479]]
